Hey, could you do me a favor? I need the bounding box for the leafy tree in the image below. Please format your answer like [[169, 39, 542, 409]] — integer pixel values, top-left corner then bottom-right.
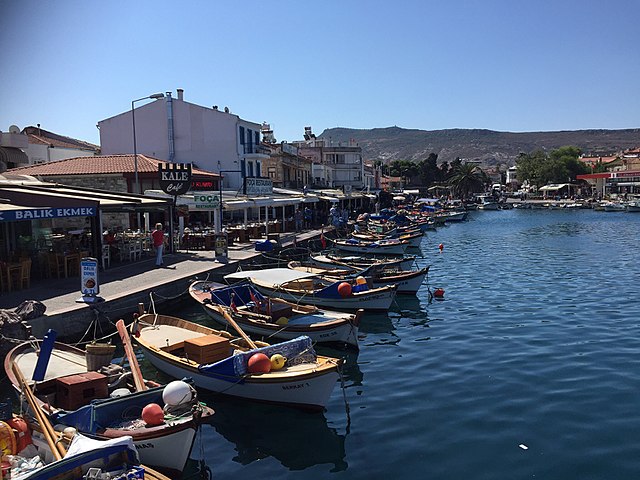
[[515, 146, 587, 187]]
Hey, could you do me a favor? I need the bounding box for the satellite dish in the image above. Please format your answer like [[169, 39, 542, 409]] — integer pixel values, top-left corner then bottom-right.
[[9, 125, 20, 134]]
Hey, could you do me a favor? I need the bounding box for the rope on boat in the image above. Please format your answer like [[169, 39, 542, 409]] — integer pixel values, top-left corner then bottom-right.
[[333, 358, 351, 434]]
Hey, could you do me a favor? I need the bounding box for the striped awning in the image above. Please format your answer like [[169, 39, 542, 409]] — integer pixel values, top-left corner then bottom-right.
[[0, 147, 29, 168]]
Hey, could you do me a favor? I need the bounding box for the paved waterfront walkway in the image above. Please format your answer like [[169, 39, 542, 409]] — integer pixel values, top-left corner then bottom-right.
[[0, 229, 325, 338]]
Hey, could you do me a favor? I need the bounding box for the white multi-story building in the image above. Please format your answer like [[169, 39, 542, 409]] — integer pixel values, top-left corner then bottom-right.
[[98, 89, 269, 191], [294, 127, 364, 191]]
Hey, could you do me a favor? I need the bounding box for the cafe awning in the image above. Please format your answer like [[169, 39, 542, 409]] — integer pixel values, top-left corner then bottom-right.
[[539, 183, 571, 191]]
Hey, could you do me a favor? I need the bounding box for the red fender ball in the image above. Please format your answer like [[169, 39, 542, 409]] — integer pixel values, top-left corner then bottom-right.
[[142, 403, 165, 426], [434, 288, 445, 298], [337, 282, 352, 298], [248, 353, 272, 374]]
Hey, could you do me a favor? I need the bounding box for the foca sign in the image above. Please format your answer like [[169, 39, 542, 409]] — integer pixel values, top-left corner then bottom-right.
[[159, 163, 192, 195]]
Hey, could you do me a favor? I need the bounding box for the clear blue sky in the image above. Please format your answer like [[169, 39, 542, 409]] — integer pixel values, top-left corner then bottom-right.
[[1, 0, 638, 146]]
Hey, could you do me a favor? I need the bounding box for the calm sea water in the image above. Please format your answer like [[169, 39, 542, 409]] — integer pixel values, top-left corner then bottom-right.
[[155, 209, 640, 480]]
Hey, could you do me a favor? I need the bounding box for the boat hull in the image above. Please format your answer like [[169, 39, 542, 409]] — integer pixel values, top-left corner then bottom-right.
[[252, 281, 397, 311], [137, 343, 339, 411]]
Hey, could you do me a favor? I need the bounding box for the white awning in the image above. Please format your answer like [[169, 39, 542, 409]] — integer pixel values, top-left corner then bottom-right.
[[225, 268, 316, 286], [539, 183, 571, 191]]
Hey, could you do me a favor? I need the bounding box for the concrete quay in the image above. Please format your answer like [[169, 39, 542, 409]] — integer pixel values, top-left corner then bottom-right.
[[0, 230, 323, 340]]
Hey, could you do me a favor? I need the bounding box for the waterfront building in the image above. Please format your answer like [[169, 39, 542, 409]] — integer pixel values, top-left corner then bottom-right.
[[98, 89, 269, 191], [292, 127, 364, 192]]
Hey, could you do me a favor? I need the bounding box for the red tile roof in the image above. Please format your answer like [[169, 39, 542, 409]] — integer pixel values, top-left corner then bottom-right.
[[22, 126, 100, 151], [7, 154, 219, 177]]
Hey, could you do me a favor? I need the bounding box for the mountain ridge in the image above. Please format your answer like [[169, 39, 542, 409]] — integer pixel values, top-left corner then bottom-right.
[[318, 126, 640, 166]]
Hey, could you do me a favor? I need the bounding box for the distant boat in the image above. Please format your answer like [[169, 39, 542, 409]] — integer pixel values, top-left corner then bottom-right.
[[189, 280, 362, 348], [626, 201, 640, 212], [602, 201, 626, 212], [133, 312, 343, 411]]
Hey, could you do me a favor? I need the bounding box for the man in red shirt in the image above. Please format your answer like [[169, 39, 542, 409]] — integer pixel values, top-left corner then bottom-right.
[[151, 223, 165, 267]]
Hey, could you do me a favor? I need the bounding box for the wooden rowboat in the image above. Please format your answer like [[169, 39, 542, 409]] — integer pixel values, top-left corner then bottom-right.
[[189, 280, 362, 348], [4, 340, 213, 475], [225, 268, 397, 311], [133, 313, 343, 411]]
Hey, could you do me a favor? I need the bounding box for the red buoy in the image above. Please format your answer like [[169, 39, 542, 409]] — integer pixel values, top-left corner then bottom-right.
[[142, 403, 165, 426], [434, 288, 445, 299], [248, 353, 272, 374], [337, 282, 352, 298], [438, 243, 444, 251], [7, 417, 32, 453]]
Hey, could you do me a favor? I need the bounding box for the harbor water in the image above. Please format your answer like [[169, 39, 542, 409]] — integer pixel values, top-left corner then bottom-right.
[[152, 209, 640, 479]]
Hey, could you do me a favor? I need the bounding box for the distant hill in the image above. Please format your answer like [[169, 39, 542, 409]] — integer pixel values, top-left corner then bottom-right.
[[319, 126, 640, 166]]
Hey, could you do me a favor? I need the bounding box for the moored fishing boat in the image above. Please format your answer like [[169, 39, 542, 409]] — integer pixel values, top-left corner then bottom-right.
[[310, 252, 417, 271], [5, 426, 170, 480], [225, 268, 397, 311], [189, 280, 362, 348], [133, 312, 343, 411], [4, 340, 213, 474], [328, 237, 409, 255], [288, 261, 430, 295], [352, 229, 423, 248]]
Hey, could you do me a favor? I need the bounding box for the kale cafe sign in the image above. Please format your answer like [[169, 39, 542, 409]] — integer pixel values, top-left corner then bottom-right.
[[159, 163, 192, 196]]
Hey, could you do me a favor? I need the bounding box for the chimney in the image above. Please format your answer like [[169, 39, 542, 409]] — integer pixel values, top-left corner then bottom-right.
[[177, 88, 184, 101]]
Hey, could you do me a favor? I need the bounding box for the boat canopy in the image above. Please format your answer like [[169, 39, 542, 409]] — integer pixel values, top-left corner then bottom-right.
[[225, 268, 316, 285]]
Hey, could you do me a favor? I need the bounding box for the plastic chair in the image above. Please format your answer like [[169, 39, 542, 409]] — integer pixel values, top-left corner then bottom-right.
[[102, 244, 111, 269]]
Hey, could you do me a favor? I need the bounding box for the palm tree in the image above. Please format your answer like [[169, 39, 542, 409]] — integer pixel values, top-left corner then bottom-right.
[[448, 163, 485, 199]]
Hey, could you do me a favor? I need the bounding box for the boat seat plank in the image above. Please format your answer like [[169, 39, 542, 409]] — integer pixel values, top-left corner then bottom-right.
[[140, 325, 207, 348]]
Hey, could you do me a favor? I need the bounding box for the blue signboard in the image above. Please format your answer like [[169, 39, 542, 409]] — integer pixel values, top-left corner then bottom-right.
[[0, 206, 97, 222]]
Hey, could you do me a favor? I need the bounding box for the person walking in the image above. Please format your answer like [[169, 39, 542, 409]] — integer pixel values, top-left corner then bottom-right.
[[151, 223, 165, 267]]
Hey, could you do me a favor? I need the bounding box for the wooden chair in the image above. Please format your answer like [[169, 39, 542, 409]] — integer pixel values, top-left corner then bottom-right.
[[9, 258, 31, 290], [47, 252, 66, 279]]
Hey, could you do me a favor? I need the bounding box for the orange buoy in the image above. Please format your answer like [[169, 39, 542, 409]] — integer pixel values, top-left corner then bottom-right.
[[247, 353, 272, 374], [141, 403, 165, 426], [7, 417, 32, 453], [337, 282, 352, 298]]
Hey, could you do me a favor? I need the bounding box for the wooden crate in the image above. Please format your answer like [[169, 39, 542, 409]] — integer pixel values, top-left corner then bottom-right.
[[55, 372, 108, 410], [184, 334, 231, 364]]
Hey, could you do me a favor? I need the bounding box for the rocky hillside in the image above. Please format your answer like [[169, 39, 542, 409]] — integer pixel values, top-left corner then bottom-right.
[[319, 126, 640, 166]]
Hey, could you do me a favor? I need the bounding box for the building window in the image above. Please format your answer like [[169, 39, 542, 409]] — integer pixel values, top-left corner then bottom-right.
[[239, 126, 245, 146], [256, 160, 261, 177], [247, 161, 254, 177]]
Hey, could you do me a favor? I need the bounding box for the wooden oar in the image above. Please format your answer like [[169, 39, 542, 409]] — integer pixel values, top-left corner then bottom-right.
[[216, 305, 258, 349], [11, 361, 66, 461], [116, 319, 146, 392]]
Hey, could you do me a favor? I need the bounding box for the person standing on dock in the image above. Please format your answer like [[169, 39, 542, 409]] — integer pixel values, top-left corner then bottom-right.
[[152, 223, 165, 267]]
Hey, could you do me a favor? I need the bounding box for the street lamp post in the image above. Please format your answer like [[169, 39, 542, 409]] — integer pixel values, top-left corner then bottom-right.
[[131, 93, 165, 195]]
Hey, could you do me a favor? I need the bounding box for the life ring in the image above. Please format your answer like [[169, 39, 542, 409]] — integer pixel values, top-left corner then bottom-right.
[[0, 420, 17, 456]]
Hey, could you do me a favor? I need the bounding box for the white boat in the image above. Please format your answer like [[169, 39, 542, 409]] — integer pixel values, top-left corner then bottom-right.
[[328, 237, 409, 255], [189, 280, 361, 348], [351, 229, 423, 248], [310, 252, 417, 271], [626, 201, 640, 212], [133, 313, 342, 411], [602, 201, 627, 212], [4, 340, 213, 474], [225, 268, 398, 311], [288, 261, 430, 296]]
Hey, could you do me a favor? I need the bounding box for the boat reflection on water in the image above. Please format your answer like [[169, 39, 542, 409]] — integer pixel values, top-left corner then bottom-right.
[[198, 395, 348, 472]]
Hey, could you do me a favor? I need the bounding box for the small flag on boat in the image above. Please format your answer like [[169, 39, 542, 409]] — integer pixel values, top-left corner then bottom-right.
[[230, 293, 238, 312]]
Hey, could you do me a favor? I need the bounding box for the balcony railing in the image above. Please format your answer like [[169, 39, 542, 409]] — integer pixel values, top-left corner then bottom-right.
[[242, 143, 270, 155]]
